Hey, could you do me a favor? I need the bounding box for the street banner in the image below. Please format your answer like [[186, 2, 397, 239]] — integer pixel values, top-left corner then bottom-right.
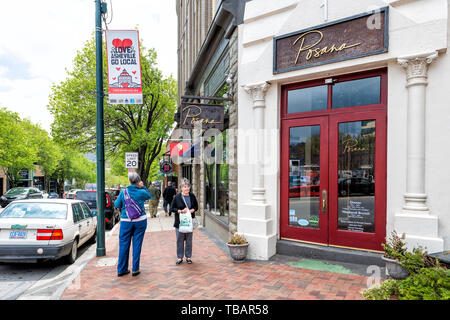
[[105, 30, 143, 104]]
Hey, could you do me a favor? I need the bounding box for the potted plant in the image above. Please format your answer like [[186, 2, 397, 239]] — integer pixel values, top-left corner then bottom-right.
[[227, 233, 249, 263], [381, 231, 410, 280]]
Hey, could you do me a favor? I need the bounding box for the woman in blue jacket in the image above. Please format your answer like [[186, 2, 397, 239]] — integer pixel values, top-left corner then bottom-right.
[[114, 172, 152, 277]]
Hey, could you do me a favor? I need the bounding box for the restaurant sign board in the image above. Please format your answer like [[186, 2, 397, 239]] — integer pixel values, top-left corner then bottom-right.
[[180, 103, 224, 130], [273, 7, 388, 74]]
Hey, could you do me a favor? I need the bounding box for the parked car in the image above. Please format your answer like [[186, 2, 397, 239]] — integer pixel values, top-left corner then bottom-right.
[[338, 177, 375, 197], [66, 189, 82, 200], [106, 188, 121, 201], [48, 192, 59, 199], [0, 187, 43, 208], [0, 199, 97, 264], [75, 190, 120, 230]]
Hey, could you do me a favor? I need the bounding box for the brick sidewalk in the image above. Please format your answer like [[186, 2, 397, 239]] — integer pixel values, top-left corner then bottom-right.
[[61, 220, 368, 300]]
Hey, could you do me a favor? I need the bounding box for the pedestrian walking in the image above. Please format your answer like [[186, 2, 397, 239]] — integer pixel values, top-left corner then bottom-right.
[[163, 181, 177, 217], [171, 178, 198, 265], [148, 181, 161, 218], [114, 172, 152, 277]]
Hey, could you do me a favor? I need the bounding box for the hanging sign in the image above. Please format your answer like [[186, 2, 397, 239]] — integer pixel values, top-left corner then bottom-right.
[[105, 30, 143, 104], [160, 160, 173, 174], [180, 103, 224, 130]]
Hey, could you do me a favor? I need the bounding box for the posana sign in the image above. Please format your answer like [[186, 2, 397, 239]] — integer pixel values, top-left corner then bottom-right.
[[273, 8, 388, 74], [105, 30, 143, 104]]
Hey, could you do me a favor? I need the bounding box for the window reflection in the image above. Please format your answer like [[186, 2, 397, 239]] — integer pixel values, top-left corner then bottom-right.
[[338, 120, 376, 233], [205, 130, 229, 224], [288, 85, 327, 114], [332, 77, 380, 109], [289, 125, 320, 229]]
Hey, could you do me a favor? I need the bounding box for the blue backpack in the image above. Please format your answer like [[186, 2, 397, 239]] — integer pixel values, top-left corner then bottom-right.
[[123, 189, 143, 220]]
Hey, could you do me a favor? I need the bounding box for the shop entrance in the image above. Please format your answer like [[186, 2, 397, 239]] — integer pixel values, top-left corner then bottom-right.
[[280, 69, 387, 251]]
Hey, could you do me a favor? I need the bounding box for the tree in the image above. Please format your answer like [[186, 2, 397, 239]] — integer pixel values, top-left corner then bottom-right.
[[53, 149, 96, 194], [0, 108, 38, 188], [48, 36, 177, 187]]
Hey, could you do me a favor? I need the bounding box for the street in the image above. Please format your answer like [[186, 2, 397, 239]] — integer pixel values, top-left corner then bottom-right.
[[0, 207, 117, 300]]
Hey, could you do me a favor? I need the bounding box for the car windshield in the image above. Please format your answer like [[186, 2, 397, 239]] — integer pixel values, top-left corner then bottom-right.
[[76, 192, 97, 201], [0, 203, 68, 219], [5, 188, 28, 195]]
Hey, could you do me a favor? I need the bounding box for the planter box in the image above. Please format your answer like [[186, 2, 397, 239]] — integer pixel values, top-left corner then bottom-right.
[[382, 256, 409, 280], [227, 243, 249, 263]]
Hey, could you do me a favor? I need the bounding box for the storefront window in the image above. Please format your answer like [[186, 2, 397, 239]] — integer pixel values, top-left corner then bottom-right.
[[337, 120, 376, 233], [205, 130, 229, 224], [288, 125, 321, 229]]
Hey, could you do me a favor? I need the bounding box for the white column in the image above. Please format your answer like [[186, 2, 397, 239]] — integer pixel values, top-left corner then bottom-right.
[[243, 82, 270, 203], [239, 81, 276, 260], [395, 51, 443, 253]]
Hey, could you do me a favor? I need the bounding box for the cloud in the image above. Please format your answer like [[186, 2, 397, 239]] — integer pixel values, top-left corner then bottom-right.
[[0, 0, 177, 133]]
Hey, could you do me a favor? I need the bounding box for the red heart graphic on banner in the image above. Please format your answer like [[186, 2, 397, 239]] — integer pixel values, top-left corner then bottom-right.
[[112, 38, 122, 48], [135, 77, 137, 79], [122, 39, 133, 47], [122, 83, 129, 88], [132, 71, 136, 74], [116, 67, 121, 71], [112, 77, 116, 80]]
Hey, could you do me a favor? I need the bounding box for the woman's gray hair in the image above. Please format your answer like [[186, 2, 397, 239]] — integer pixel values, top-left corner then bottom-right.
[[179, 178, 191, 188], [128, 172, 141, 186]]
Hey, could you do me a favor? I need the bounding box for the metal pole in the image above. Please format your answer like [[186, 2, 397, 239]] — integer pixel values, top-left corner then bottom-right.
[[95, 0, 106, 256]]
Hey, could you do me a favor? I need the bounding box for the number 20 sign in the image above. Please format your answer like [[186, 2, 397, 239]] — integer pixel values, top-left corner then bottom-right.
[[125, 152, 138, 169]]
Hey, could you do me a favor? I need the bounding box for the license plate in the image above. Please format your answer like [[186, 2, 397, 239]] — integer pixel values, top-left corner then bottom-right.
[[9, 230, 27, 239]]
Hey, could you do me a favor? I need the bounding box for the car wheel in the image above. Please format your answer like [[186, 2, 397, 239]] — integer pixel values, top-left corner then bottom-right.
[[66, 239, 78, 264]]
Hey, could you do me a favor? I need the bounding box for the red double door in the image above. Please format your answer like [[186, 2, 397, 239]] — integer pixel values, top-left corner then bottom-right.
[[280, 70, 387, 252]]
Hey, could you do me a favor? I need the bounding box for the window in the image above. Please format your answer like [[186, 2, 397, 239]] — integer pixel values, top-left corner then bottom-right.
[[205, 130, 229, 224], [332, 76, 380, 109], [72, 203, 84, 223], [182, 165, 192, 183], [285, 74, 383, 115], [287, 85, 328, 114], [80, 203, 93, 219]]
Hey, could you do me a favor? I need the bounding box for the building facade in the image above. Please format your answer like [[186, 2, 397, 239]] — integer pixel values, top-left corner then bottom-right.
[[238, 0, 449, 259], [175, 0, 245, 242], [177, 0, 449, 261]]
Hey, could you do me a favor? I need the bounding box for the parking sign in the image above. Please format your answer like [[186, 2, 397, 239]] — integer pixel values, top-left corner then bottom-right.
[[125, 152, 138, 168]]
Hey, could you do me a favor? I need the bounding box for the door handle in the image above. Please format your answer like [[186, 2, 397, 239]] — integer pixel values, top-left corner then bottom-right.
[[78, 224, 82, 229], [322, 189, 327, 213]]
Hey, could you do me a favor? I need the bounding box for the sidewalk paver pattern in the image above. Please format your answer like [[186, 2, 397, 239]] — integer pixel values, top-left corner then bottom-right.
[[62, 213, 368, 300]]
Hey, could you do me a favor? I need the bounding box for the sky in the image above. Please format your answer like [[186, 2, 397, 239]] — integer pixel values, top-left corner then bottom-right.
[[0, 0, 177, 134]]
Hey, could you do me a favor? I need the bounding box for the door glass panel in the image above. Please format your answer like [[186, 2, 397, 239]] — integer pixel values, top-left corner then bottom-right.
[[289, 125, 321, 229], [288, 85, 328, 114], [332, 76, 380, 109], [338, 120, 376, 233]]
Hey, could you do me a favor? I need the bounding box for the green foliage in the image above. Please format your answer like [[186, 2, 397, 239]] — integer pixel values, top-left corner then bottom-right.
[[48, 36, 177, 186], [363, 267, 450, 300], [364, 230, 449, 300], [0, 108, 37, 184], [396, 267, 450, 300], [362, 280, 399, 300], [382, 230, 407, 260]]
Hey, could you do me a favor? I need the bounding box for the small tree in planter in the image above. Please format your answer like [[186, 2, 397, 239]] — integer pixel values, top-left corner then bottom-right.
[[227, 233, 249, 263], [381, 231, 410, 279]]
